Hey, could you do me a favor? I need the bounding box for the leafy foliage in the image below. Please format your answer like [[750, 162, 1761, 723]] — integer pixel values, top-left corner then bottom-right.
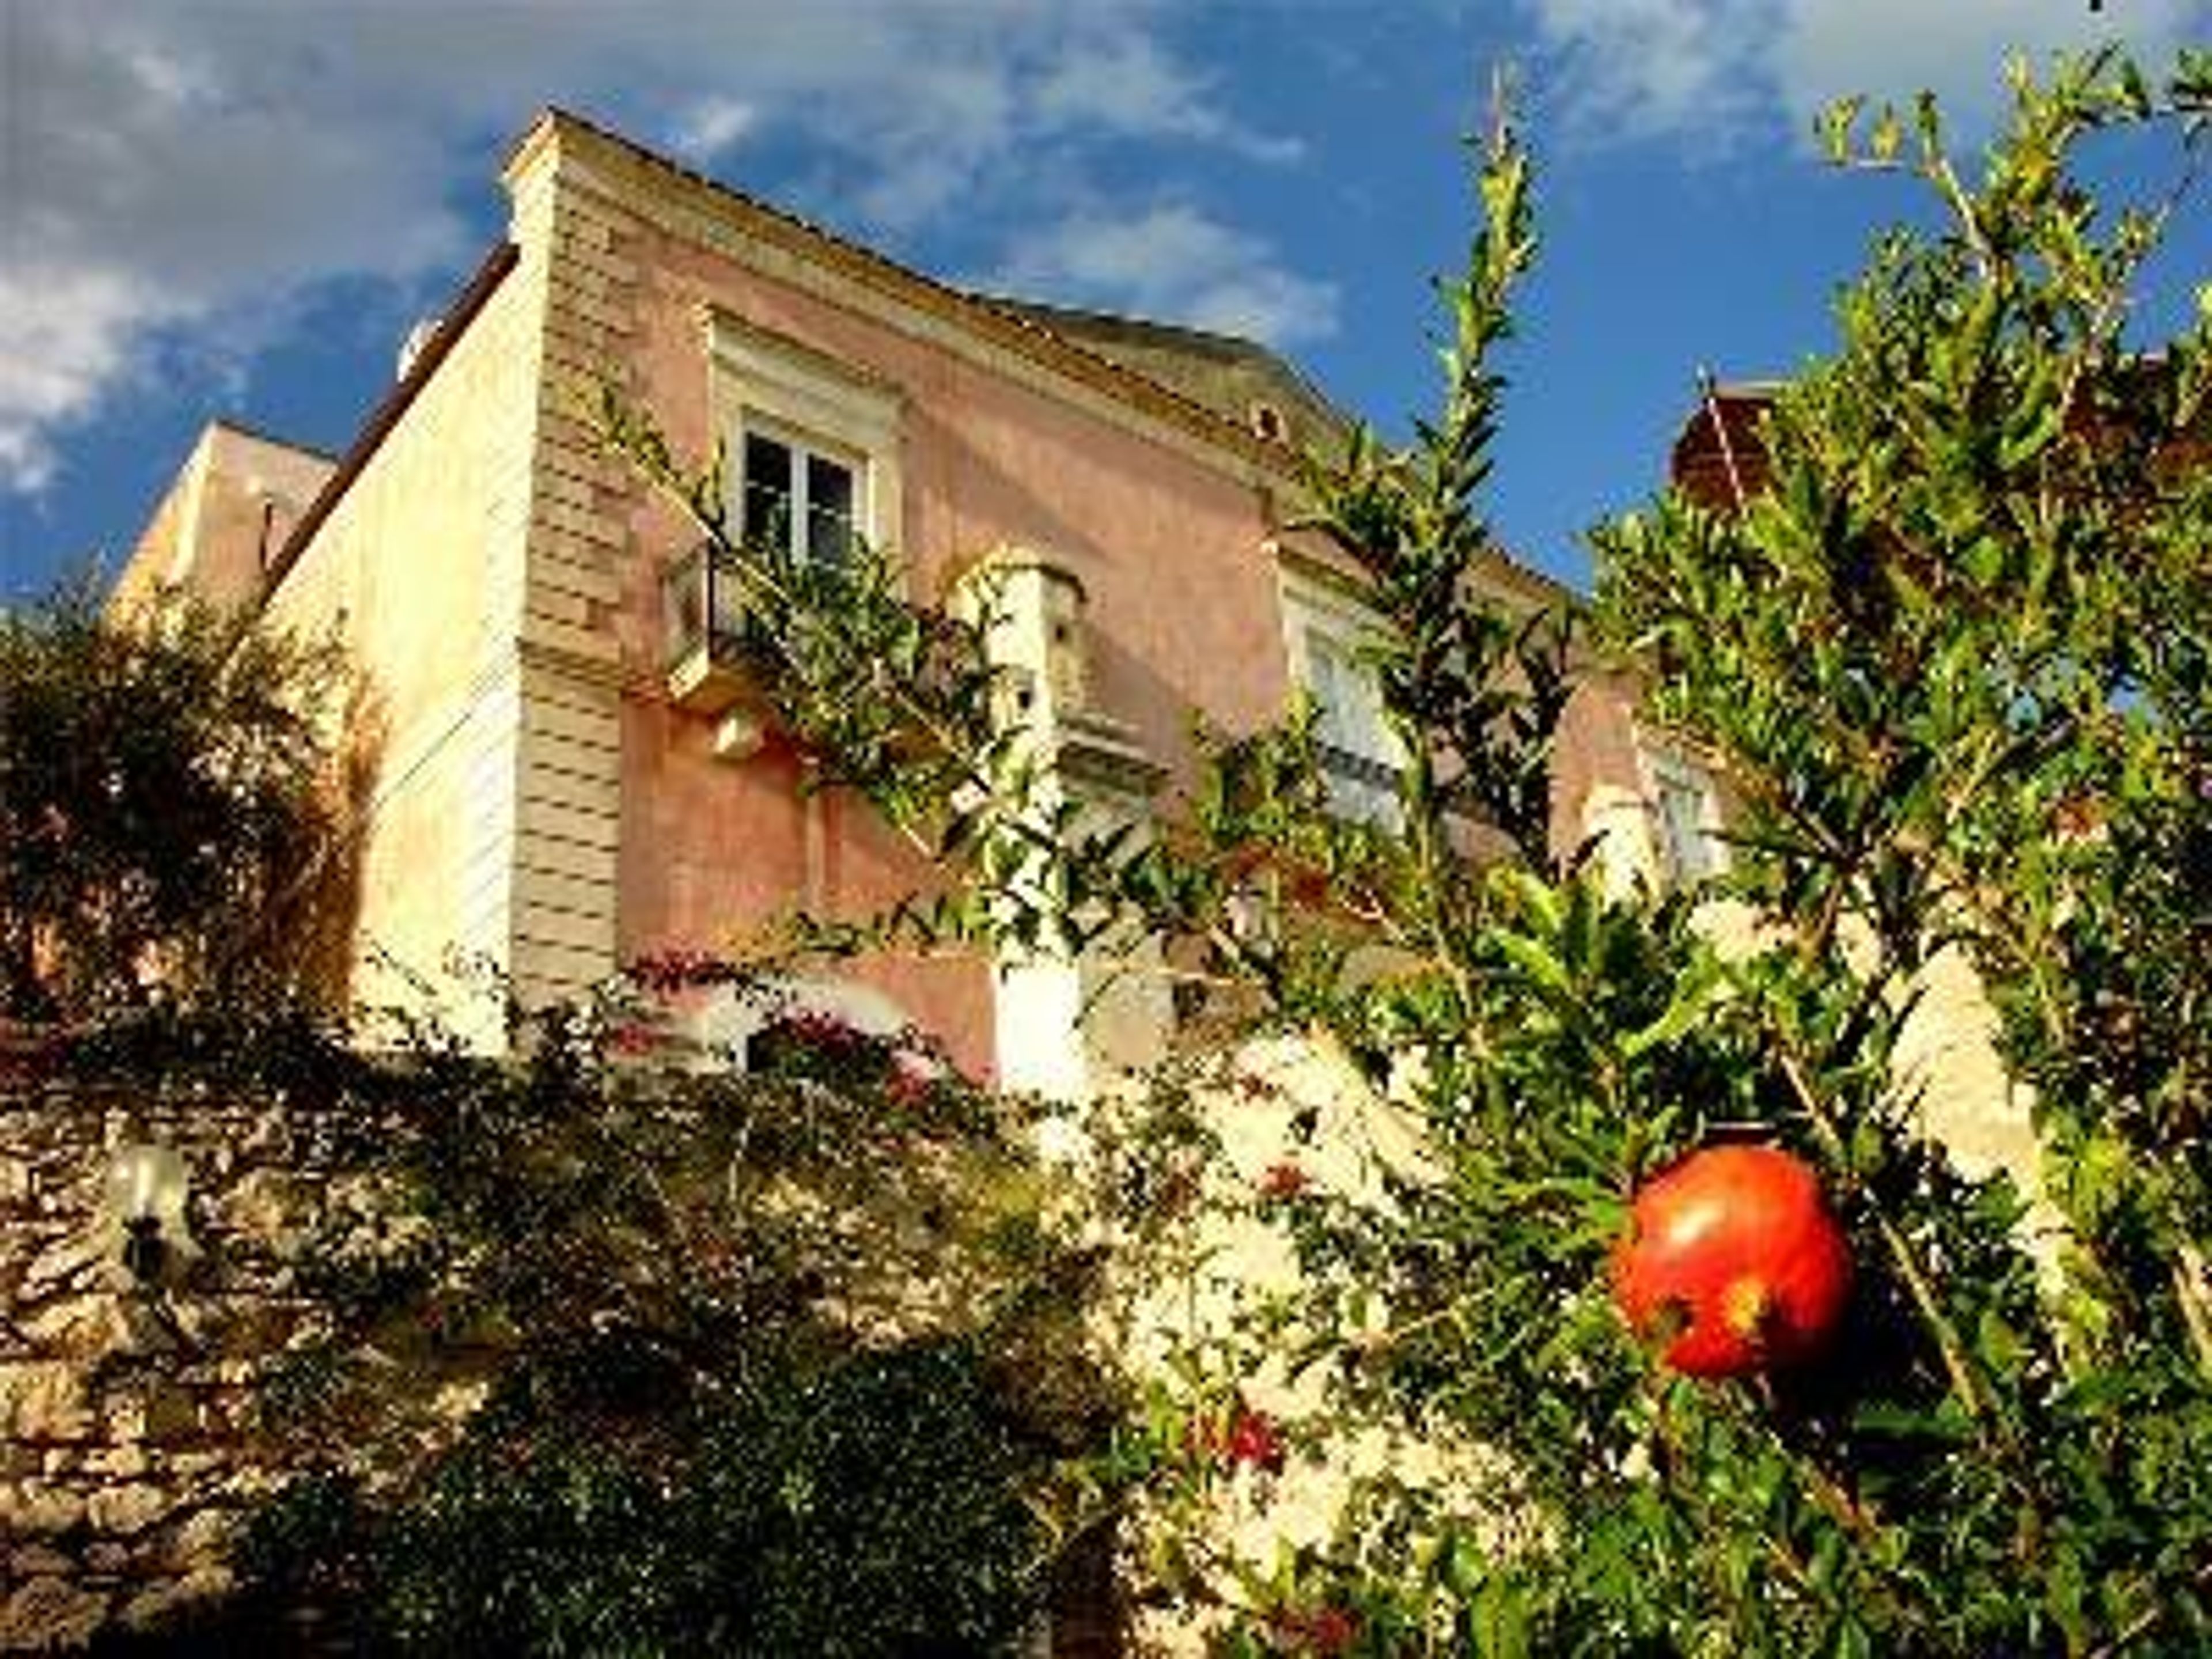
[[1296, 104, 1574, 876], [1569, 48, 2212, 1653], [1099, 47, 2210, 1657], [0, 577, 351, 1019], [1076, 50, 2211, 1658], [210, 993, 1114, 1654], [248, 1339, 1060, 1657]]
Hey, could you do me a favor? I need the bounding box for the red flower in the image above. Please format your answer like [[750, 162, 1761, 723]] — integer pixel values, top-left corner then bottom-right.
[[625, 947, 738, 995], [1183, 1403, 1286, 1475], [776, 1008, 862, 1049], [1311, 1608, 1358, 1653], [1272, 1604, 1359, 1654], [1260, 1161, 1309, 1200], [887, 1054, 935, 1108], [1222, 1406, 1286, 1474]]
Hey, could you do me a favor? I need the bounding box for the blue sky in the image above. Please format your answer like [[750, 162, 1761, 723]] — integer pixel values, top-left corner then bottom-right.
[[3, 1, 2206, 603]]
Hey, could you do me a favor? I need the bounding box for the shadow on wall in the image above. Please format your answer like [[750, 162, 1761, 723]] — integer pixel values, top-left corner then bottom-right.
[[208, 682, 386, 1018], [285, 687, 385, 1013]]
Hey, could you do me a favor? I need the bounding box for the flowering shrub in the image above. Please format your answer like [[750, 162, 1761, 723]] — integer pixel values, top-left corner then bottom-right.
[[743, 1006, 987, 1139], [623, 945, 755, 996], [745, 1004, 873, 1081], [211, 993, 1114, 1652]]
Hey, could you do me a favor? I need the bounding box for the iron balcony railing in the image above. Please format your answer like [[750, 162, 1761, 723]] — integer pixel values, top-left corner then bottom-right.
[[1316, 740, 1403, 827], [661, 539, 749, 671], [660, 540, 758, 715]]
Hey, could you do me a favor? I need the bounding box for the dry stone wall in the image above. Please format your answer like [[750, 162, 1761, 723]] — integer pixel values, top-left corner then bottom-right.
[[0, 1069, 340, 1652]]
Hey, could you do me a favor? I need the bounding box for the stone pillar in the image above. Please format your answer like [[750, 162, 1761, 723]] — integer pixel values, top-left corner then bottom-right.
[[959, 549, 1169, 1103]]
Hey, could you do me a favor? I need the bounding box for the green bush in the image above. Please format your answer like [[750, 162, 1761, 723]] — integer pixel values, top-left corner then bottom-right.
[[0, 577, 350, 1018], [207, 999, 1112, 1656], [246, 1339, 1056, 1657]]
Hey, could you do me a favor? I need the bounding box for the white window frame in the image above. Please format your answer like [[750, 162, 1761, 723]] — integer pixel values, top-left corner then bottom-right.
[[737, 419, 865, 565], [702, 308, 904, 565], [1279, 566, 1405, 827]]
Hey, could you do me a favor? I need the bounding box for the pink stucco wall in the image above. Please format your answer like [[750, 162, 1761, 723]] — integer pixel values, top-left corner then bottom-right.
[[624, 228, 1293, 748], [589, 194, 1296, 1078]]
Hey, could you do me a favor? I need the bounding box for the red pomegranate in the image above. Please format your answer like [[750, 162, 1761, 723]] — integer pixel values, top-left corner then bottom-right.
[[1613, 1143, 1852, 1379]]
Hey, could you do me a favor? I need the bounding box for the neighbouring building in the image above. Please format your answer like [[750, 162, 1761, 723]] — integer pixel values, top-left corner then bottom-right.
[[114, 106, 1704, 1092], [1664, 370, 2206, 1210]]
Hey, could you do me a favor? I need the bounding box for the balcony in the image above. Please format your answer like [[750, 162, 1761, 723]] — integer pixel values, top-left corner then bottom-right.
[[1317, 741, 1402, 828], [661, 540, 752, 715]]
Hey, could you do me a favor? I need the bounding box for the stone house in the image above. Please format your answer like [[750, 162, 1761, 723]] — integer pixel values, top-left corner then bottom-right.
[[116, 106, 1703, 1093]]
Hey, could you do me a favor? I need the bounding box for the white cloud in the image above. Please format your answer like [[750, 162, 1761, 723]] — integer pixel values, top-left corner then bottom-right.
[[1519, 0, 1774, 145], [1, 0, 1311, 495], [0, 271, 164, 494], [1520, 0, 2210, 147], [987, 203, 1340, 347], [1770, 0, 2205, 131], [1031, 31, 1305, 162], [668, 96, 757, 164]]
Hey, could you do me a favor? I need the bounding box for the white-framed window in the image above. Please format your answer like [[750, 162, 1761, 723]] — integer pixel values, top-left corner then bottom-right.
[[1647, 745, 1727, 887], [739, 423, 863, 565], [702, 308, 903, 563], [1281, 568, 1404, 827]]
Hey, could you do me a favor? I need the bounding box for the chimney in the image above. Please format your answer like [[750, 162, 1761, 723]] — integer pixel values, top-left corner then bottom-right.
[[395, 316, 441, 381]]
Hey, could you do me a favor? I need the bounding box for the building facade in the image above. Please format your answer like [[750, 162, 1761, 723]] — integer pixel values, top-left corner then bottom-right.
[[120, 107, 1684, 1091]]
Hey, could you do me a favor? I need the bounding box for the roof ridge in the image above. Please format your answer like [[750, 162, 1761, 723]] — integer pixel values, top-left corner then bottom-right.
[[523, 105, 1310, 478], [204, 416, 340, 464]]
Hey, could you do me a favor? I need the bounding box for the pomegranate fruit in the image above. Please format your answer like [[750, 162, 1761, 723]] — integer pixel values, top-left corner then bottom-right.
[[1613, 1143, 1851, 1379]]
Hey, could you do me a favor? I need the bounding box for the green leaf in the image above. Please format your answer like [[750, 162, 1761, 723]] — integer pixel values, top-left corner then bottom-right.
[[1619, 968, 1724, 1060], [1817, 96, 1865, 164], [1491, 928, 1574, 999]]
